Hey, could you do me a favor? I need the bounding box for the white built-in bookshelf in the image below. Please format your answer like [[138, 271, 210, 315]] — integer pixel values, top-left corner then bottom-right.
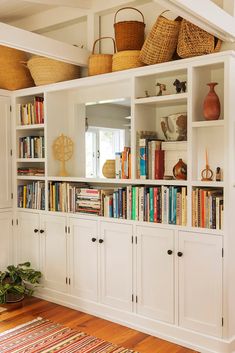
[[11, 52, 235, 353]]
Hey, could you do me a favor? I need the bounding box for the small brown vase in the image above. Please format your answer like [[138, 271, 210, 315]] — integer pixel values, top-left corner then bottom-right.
[[203, 82, 220, 120], [173, 158, 187, 180]]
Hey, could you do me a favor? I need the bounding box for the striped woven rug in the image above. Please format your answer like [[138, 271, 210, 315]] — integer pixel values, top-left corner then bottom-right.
[[0, 317, 138, 353]]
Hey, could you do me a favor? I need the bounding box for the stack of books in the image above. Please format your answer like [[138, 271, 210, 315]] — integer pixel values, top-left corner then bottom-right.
[[76, 188, 102, 215], [192, 188, 223, 229], [18, 182, 45, 210], [17, 96, 44, 126], [115, 147, 131, 179], [17, 167, 44, 176], [19, 136, 45, 158]]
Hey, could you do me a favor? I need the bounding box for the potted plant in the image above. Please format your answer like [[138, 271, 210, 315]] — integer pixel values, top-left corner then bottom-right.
[[0, 262, 42, 304]]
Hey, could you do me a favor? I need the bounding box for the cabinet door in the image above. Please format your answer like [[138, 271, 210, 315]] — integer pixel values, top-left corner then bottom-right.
[[0, 212, 12, 270], [178, 231, 222, 337], [0, 97, 11, 209], [41, 214, 68, 293], [136, 226, 174, 323], [69, 218, 98, 301], [17, 212, 40, 270], [100, 221, 133, 311]]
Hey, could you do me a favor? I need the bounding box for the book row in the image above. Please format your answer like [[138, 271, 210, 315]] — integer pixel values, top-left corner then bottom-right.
[[17, 96, 44, 126], [19, 136, 45, 159], [18, 182, 45, 210], [192, 188, 223, 230], [47, 182, 187, 225], [115, 147, 131, 179]]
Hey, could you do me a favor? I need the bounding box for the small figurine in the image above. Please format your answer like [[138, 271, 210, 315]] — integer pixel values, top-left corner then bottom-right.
[[216, 167, 222, 181], [201, 149, 213, 181], [173, 79, 187, 93], [156, 82, 166, 96], [145, 90, 150, 97]]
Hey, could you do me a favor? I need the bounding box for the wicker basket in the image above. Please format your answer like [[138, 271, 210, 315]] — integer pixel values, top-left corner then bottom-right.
[[177, 19, 222, 58], [0, 46, 34, 90], [139, 12, 181, 65], [27, 56, 80, 86], [112, 50, 144, 72], [88, 37, 116, 76], [114, 7, 145, 51]]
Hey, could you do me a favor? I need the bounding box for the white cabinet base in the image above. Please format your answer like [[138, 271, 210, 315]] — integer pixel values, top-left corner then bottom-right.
[[35, 288, 231, 353]]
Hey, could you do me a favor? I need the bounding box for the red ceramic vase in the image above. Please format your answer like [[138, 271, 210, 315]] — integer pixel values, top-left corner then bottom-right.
[[203, 82, 220, 120]]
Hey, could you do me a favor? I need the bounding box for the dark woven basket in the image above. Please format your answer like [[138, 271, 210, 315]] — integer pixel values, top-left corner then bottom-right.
[[177, 19, 222, 58], [114, 7, 145, 51]]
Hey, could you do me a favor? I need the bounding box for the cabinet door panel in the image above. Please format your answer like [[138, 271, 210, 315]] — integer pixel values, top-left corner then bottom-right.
[[41, 215, 67, 293], [136, 226, 174, 323], [0, 212, 12, 270], [0, 97, 11, 209], [178, 231, 222, 337], [100, 222, 133, 311], [17, 212, 40, 270], [69, 218, 98, 301]]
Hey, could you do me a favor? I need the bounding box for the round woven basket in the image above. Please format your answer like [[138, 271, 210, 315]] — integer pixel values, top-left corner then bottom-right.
[[88, 37, 116, 76], [177, 19, 222, 58], [0, 45, 34, 90], [27, 56, 80, 86], [112, 50, 144, 72], [114, 7, 145, 51], [140, 12, 181, 65]]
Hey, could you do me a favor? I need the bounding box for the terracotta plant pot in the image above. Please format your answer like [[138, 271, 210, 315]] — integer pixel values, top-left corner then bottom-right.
[[203, 82, 220, 120]]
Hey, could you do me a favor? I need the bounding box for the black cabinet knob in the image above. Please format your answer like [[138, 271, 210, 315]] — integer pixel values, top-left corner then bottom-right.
[[34, 229, 38, 233], [167, 250, 173, 255], [91, 237, 97, 242], [40, 229, 45, 234], [99, 239, 104, 244], [177, 251, 183, 257]]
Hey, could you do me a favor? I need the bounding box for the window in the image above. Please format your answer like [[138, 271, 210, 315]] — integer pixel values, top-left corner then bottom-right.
[[85, 127, 125, 178]]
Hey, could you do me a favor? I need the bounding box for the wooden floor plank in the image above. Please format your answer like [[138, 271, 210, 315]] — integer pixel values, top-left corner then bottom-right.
[[0, 297, 197, 353]]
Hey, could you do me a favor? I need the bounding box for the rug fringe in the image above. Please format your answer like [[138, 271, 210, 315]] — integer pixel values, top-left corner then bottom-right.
[[0, 317, 43, 336]]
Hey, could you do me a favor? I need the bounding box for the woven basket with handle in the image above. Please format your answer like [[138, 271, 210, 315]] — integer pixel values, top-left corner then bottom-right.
[[27, 56, 80, 86], [112, 50, 144, 72], [114, 7, 145, 51], [88, 37, 116, 76], [177, 19, 222, 58], [0, 45, 34, 90], [140, 12, 181, 65]]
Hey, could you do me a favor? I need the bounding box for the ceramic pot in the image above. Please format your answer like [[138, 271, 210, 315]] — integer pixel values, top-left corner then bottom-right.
[[203, 82, 220, 120], [160, 113, 187, 141], [102, 159, 116, 178], [173, 158, 187, 180]]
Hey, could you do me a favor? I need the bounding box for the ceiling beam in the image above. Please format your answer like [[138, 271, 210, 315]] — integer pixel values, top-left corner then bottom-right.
[[23, 0, 93, 9], [156, 0, 235, 42], [0, 21, 90, 66], [9, 7, 88, 32]]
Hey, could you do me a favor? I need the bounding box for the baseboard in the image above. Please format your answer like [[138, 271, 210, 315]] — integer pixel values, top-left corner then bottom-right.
[[35, 289, 231, 353]]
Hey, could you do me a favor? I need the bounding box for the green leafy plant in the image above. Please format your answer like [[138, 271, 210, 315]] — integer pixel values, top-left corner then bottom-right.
[[0, 262, 42, 304]]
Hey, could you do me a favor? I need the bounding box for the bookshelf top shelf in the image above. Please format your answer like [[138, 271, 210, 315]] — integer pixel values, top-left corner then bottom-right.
[[134, 93, 188, 106]]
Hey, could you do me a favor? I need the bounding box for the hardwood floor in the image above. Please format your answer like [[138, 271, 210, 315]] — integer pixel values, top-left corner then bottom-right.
[[0, 297, 197, 353]]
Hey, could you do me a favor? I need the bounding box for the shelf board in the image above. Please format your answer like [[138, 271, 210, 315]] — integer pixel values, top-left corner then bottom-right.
[[192, 120, 224, 128], [16, 124, 45, 130], [17, 176, 45, 181], [192, 181, 224, 188], [17, 158, 45, 163], [47, 176, 188, 186], [134, 93, 188, 106]]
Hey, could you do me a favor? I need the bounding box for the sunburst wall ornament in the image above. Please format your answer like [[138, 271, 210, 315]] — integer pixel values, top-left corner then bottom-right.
[[52, 134, 74, 176]]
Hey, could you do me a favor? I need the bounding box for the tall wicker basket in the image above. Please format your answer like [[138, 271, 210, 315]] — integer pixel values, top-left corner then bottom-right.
[[114, 7, 145, 51], [177, 19, 222, 58], [88, 37, 116, 76], [0, 46, 34, 90], [139, 12, 181, 65]]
